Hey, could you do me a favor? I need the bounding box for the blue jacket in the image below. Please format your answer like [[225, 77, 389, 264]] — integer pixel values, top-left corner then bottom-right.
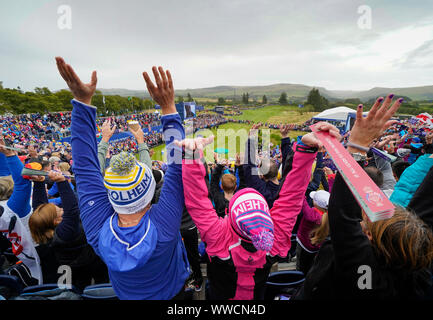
[[390, 154, 433, 208], [70, 99, 189, 300], [0, 154, 32, 218], [0, 153, 11, 177], [242, 137, 279, 208], [47, 182, 75, 207]]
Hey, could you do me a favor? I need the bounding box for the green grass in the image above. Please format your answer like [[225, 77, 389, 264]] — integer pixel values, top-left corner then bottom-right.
[[151, 105, 315, 162], [150, 122, 305, 163], [151, 144, 167, 162], [231, 105, 317, 124]]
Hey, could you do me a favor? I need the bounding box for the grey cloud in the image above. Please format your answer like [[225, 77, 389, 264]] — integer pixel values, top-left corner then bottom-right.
[[1, 0, 433, 92], [396, 39, 433, 69]]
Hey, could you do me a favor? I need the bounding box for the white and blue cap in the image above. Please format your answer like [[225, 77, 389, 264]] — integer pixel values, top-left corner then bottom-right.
[[309, 190, 330, 210], [104, 152, 156, 215]]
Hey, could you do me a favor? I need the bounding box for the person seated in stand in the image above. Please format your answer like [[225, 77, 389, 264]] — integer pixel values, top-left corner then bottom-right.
[[0, 138, 32, 224], [289, 150, 327, 261], [279, 124, 294, 176], [296, 189, 331, 276], [97, 119, 153, 176], [55, 57, 189, 300], [242, 124, 280, 209], [0, 137, 43, 284], [29, 171, 109, 289], [178, 122, 341, 300], [390, 152, 433, 208], [210, 153, 246, 218], [424, 132, 433, 154], [391, 160, 411, 182], [295, 163, 386, 276], [46, 162, 75, 207]]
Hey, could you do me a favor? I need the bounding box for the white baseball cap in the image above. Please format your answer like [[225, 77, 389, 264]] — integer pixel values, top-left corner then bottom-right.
[[309, 190, 330, 210], [397, 148, 411, 158]]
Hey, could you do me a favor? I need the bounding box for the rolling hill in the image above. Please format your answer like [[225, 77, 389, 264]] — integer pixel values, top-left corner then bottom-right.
[[99, 84, 433, 102]]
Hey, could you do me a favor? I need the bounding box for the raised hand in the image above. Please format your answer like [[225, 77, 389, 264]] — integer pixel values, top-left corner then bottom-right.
[[280, 124, 290, 138], [302, 122, 341, 149], [252, 123, 262, 130], [323, 167, 334, 176], [143, 66, 176, 115], [129, 124, 144, 144], [174, 136, 215, 152], [48, 170, 66, 183], [219, 158, 229, 167], [55, 57, 97, 106], [375, 135, 393, 149], [235, 153, 241, 166], [0, 133, 15, 157], [426, 132, 433, 145], [28, 145, 38, 158], [349, 95, 403, 151], [249, 123, 262, 136], [101, 119, 117, 143], [29, 176, 45, 183], [213, 152, 219, 163]]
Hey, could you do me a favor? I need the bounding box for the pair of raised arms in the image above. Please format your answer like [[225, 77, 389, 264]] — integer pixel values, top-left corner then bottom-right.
[[55, 57, 176, 115], [55, 57, 403, 152]]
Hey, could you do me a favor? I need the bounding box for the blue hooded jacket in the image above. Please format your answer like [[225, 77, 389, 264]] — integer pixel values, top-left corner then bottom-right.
[[70, 99, 189, 300], [390, 154, 433, 208]]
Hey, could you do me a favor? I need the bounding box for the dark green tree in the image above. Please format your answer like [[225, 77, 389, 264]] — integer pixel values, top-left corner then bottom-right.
[[344, 98, 362, 105], [54, 90, 73, 109], [34, 87, 52, 96], [279, 92, 288, 105], [306, 88, 329, 111], [242, 93, 249, 104], [143, 99, 154, 110], [92, 90, 104, 112]]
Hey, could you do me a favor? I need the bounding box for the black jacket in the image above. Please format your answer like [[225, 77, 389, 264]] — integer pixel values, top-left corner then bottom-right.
[[295, 172, 432, 300], [32, 181, 108, 289], [210, 164, 246, 218]]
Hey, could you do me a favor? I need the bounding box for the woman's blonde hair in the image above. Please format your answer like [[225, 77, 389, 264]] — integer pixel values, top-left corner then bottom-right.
[[0, 176, 14, 201], [59, 162, 70, 172], [310, 211, 329, 246], [365, 206, 433, 271], [29, 204, 58, 244]]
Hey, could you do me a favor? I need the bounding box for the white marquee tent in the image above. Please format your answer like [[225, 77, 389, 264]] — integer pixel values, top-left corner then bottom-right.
[[312, 106, 369, 132], [312, 106, 368, 121]]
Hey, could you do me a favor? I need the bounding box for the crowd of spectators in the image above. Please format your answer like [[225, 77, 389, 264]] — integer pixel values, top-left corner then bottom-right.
[[1, 59, 433, 303]]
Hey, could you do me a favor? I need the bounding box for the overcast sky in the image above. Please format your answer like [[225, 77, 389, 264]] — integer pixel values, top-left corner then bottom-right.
[[1, 0, 433, 92]]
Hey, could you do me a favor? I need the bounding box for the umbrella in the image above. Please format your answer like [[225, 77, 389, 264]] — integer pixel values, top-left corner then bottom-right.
[[215, 148, 229, 154]]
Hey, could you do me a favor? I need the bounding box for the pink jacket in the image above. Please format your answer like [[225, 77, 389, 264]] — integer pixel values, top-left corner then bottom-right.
[[297, 173, 335, 252], [297, 199, 324, 252], [182, 145, 316, 300]]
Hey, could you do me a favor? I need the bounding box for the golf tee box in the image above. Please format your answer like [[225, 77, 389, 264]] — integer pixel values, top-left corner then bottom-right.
[[310, 124, 395, 222]]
